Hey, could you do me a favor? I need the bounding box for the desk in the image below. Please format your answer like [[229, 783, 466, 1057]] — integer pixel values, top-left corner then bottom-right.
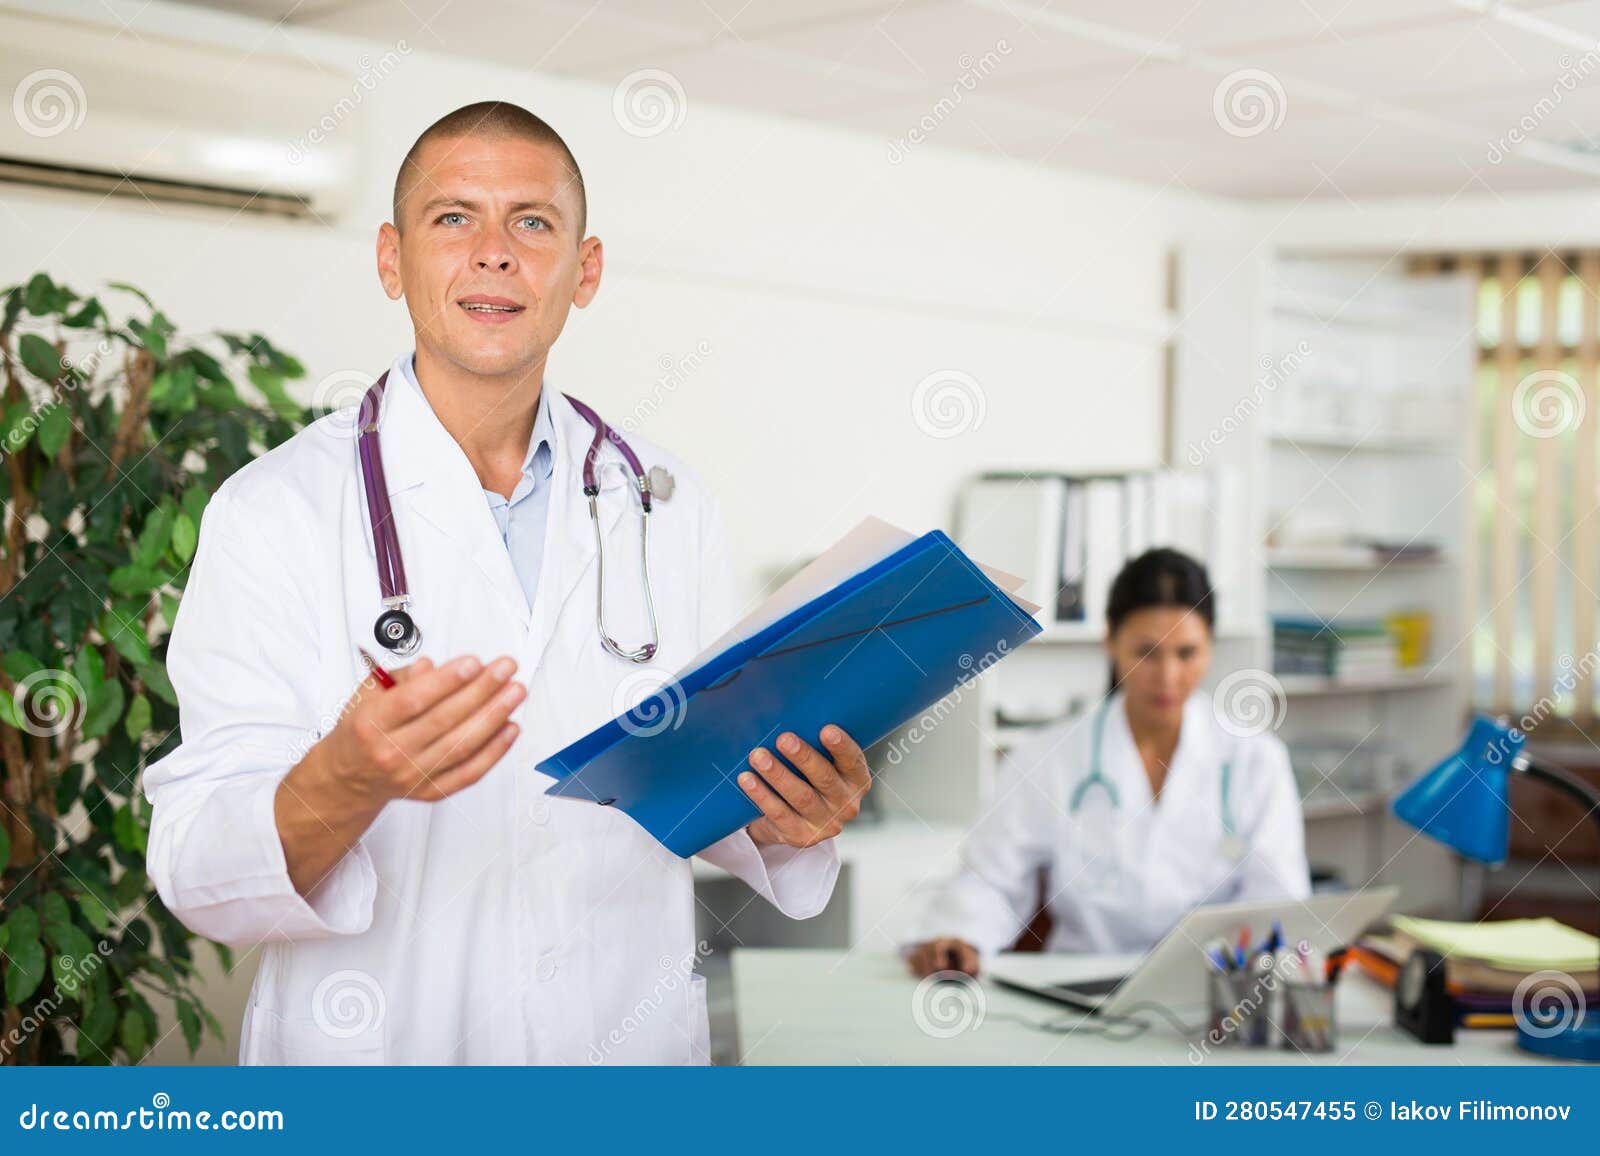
[[732, 949, 1544, 1065]]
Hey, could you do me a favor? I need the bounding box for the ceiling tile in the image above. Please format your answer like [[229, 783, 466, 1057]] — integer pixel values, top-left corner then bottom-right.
[[741, 0, 1138, 93], [1240, 12, 1578, 100], [297, 0, 701, 72]]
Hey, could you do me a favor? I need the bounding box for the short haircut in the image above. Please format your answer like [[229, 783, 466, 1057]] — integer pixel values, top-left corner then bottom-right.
[[392, 101, 586, 237]]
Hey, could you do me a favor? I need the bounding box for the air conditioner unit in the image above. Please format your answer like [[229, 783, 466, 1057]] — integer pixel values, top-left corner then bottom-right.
[[0, 9, 364, 222]]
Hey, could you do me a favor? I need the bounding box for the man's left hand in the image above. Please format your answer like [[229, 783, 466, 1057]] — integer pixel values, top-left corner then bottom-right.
[[740, 725, 871, 848]]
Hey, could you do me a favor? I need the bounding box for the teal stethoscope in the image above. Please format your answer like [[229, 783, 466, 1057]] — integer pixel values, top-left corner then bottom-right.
[[1068, 697, 1244, 864]]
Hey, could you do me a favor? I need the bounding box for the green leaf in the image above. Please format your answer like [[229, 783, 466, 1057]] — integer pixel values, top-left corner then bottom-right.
[[159, 593, 182, 632], [0, 688, 21, 732], [118, 1008, 149, 1061], [36, 404, 70, 460], [124, 692, 151, 740], [0, 402, 34, 455], [0, 924, 8, 954], [202, 1004, 225, 1043], [108, 565, 162, 596], [170, 512, 197, 563], [177, 999, 201, 1052], [112, 867, 147, 908], [79, 986, 117, 1050], [247, 364, 299, 419], [135, 661, 176, 707], [107, 280, 154, 308], [113, 803, 147, 854], [80, 678, 124, 740], [50, 950, 84, 996], [0, 824, 9, 869], [77, 892, 110, 934], [39, 891, 72, 943], [5, 906, 40, 944], [4, 937, 45, 1003], [134, 504, 175, 569], [99, 607, 150, 667], [22, 272, 55, 314], [2, 649, 43, 681], [212, 941, 234, 972], [62, 297, 103, 329], [18, 333, 61, 383], [180, 483, 210, 528], [73, 642, 104, 695]]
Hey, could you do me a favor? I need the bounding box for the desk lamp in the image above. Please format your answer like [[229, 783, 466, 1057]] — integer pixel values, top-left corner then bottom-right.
[[1391, 715, 1600, 1061]]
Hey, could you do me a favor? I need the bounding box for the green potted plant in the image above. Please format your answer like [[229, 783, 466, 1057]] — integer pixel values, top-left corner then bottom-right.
[[0, 273, 308, 1064]]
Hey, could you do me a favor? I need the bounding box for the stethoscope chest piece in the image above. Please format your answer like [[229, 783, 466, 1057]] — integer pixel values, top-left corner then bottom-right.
[[648, 465, 675, 501], [375, 606, 422, 656]]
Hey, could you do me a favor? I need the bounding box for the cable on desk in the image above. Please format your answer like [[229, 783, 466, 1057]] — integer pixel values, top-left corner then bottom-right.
[[984, 1000, 1203, 1039]]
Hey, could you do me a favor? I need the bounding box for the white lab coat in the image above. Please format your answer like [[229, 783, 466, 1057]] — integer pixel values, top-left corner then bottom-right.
[[913, 691, 1309, 957], [143, 352, 839, 1065]]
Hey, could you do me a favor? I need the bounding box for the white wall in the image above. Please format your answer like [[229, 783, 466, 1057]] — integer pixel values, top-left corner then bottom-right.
[[1, 0, 1202, 609]]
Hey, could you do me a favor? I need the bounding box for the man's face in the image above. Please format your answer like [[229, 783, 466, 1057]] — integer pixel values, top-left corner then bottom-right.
[[378, 133, 599, 379]]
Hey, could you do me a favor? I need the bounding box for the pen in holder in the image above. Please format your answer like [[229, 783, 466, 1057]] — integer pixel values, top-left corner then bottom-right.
[[1280, 983, 1337, 1052], [1206, 964, 1274, 1048]]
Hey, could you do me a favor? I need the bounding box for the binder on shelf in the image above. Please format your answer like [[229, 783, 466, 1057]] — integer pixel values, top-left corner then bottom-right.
[[955, 468, 1246, 639], [536, 518, 1043, 857]]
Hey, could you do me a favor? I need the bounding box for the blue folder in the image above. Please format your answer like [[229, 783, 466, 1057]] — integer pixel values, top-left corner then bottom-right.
[[536, 529, 1043, 857]]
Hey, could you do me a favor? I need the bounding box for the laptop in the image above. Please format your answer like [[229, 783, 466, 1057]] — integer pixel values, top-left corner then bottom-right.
[[988, 886, 1398, 1020]]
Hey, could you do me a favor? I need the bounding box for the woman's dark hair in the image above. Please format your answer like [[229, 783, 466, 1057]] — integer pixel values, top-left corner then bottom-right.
[[1105, 548, 1215, 694]]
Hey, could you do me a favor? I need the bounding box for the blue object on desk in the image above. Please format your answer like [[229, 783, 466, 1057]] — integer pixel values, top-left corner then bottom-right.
[[1392, 714, 1600, 1062], [537, 529, 1042, 857]]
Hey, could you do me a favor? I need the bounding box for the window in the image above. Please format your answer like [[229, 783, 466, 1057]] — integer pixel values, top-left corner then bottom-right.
[[1455, 253, 1599, 725]]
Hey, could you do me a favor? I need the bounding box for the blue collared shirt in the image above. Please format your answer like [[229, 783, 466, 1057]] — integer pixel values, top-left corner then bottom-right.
[[397, 354, 555, 614]]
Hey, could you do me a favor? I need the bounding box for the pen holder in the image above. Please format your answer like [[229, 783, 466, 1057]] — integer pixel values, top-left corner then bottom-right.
[[1205, 968, 1274, 1048], [1279, 983, 1337, 1053]]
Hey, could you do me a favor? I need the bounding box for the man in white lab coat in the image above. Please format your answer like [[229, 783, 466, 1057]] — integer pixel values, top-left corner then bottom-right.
[[144, 102, 871, 1064]]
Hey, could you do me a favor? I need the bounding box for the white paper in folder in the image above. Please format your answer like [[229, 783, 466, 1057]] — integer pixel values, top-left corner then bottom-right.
[[696, 517, 1040, 672]]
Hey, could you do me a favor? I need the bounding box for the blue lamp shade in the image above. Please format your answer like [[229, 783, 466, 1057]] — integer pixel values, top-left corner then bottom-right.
[[1390, 715, 1521, 865]]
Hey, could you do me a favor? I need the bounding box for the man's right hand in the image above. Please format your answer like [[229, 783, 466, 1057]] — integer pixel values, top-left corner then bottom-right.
[[275, 654, 525, 898], [906, 937, 980, 978], [321, 654, 525, 803]]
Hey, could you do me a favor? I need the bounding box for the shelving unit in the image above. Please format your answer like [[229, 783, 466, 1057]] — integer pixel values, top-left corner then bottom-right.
[[1253, 256, 1477, 912]]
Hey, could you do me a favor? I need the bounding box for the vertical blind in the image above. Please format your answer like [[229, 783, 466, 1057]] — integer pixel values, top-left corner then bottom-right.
[[1442, 252, 1599, 725]]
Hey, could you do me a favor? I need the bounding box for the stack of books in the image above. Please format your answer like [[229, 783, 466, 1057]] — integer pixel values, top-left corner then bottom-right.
[[1353, 916, 1600, 1023], [1273, 616, 1398, 682]]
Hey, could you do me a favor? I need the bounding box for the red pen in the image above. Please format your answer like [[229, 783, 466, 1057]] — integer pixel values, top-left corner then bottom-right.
[[357, 647, 396, 689]]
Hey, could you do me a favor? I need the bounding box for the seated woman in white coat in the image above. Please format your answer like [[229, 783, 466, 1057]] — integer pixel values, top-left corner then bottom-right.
[[906, 548, 1309, 977]]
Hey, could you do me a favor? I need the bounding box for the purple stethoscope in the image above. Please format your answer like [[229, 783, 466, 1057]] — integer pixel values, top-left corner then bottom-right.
[[356, 371, 673, 663]]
